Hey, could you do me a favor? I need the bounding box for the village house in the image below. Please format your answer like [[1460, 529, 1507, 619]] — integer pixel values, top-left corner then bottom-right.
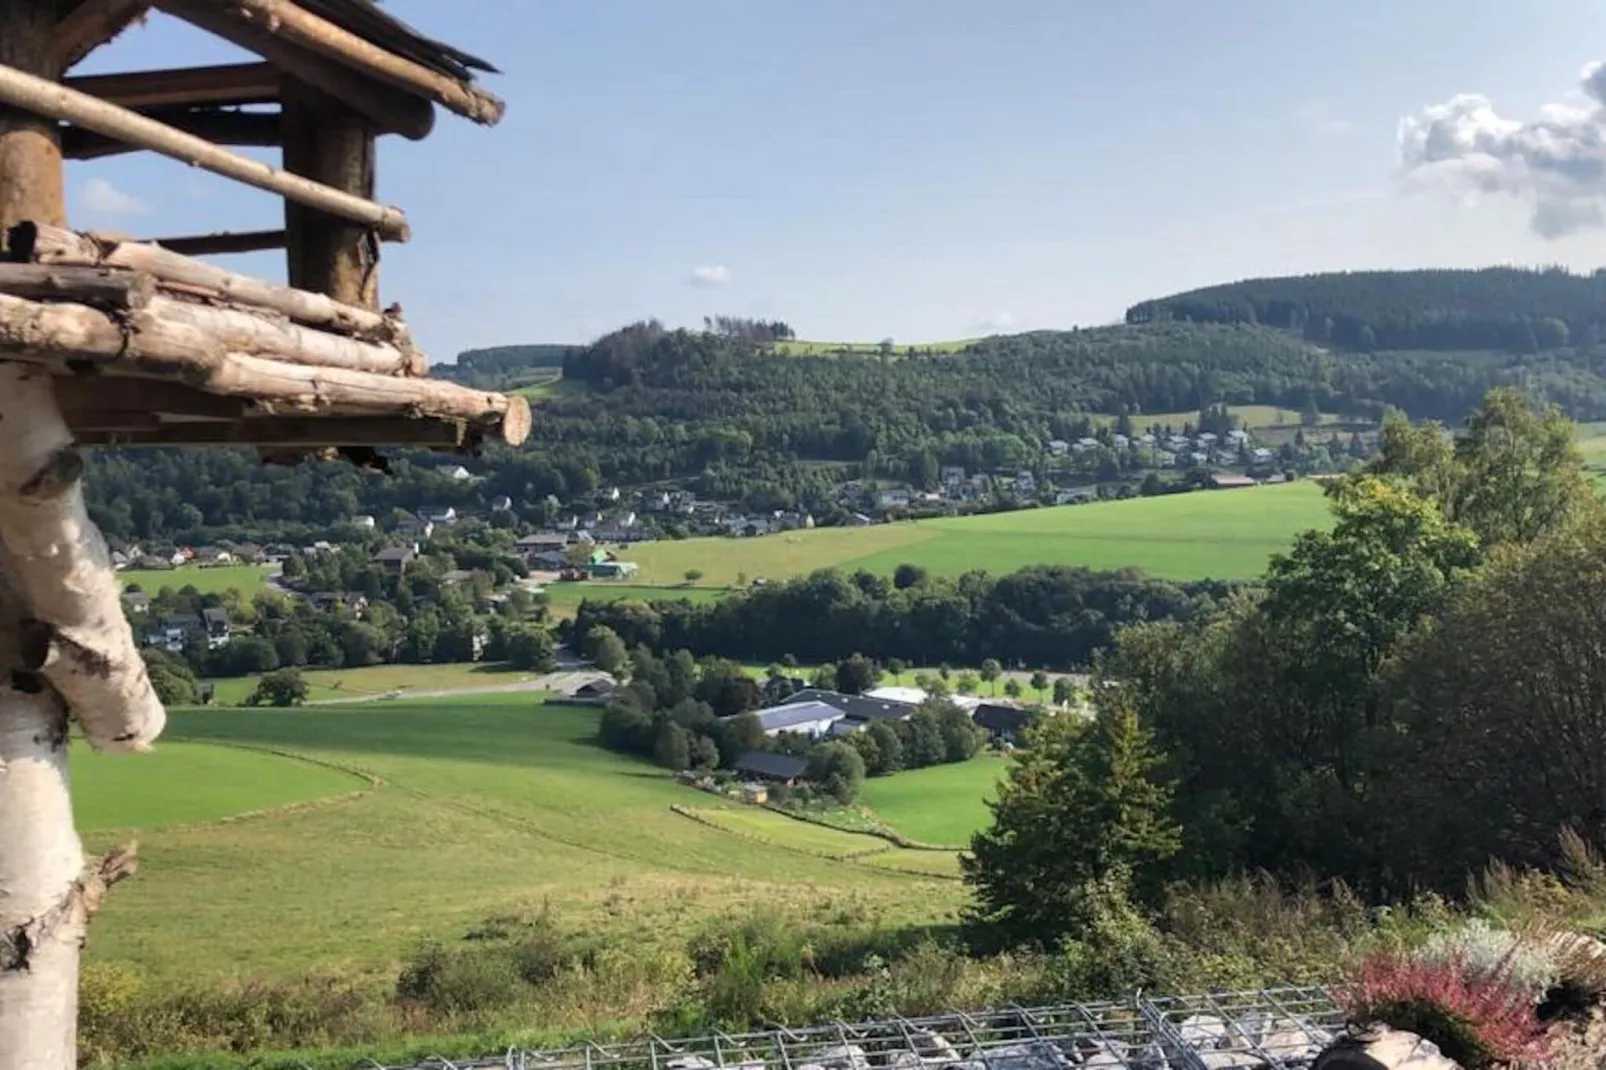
[[440, 464, 473, 481], [395, 516, 434, 540], [202, 608, 231, 650], [1045, 439, 1070, 457], [876, 487, 912, 510], [349, 514, 377, 530], [421, 505, 459, 526], [1251, 447, 1274, 464], [120, 591, 150, 615], [940, 465, 967, 489], [372, 546, 417, 573], [491, 495, 513, 512], [1014, 471, 1038, 494]]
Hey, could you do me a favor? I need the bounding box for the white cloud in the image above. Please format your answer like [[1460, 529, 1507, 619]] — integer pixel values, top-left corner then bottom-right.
[[80, 177, 149, 216], [975, 311, 1016, 333], [1398, 61, 1606, 237], [689, 264, 731, 287]]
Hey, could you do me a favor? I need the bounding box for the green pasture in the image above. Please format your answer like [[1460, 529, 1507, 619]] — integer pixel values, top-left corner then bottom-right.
[[859, 758, 1005, 848], [77, 698, 965, 982], [203, 661, 534, 706], [623, 480, 1328, 585], [120, 565, 271, 597]]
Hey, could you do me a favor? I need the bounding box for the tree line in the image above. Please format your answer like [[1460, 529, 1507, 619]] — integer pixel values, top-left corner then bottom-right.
[[564, 563, 1233, 671]]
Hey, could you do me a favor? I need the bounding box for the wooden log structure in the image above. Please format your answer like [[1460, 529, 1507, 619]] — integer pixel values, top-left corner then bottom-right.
[[0, 61, 411, 240], [12, 221, 410, 346], [156, 0, 435, 140], [225, 0, 505, 125], [0, 290, 533, 444], [62, 108, 281, 161], [0, 5, 161, 1063], [0, 0, 511, 1063], [133, 229, 286, 256], [63, 61, 279, 109], [55, 0, 153, 71]]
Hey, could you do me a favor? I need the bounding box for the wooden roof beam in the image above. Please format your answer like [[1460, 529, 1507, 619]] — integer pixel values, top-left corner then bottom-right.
[[56, 0, 153, 72], [222, 0, 504, 126], [64, 62, 279, 109], [132, 229, 286, 256], [73, 416, 470, 449], [62, 107, 281, 160], [0, 62, 409, 241], [155, 0, 434, 140]]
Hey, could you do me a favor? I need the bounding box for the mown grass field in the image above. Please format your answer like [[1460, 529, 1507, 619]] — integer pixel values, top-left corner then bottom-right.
[[1093, 404, 1345, 432], [859, 759, 1005, 848], [771, 338, 977, 356], [72, 741, 364, 832], [539, 581, 729, 619], [623, 480, 1327, 585], [204, 661, 535, 706], [80, 695, 966, 981], [120, 564, 271, 597]]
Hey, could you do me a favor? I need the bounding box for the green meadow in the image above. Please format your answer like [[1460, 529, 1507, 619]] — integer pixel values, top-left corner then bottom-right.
[[120, 564, 271, 597], [623, 480, 1328, 586]]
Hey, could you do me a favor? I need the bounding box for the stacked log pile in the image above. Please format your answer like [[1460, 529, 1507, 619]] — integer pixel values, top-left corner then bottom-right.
[[0, 221, 531, 450]]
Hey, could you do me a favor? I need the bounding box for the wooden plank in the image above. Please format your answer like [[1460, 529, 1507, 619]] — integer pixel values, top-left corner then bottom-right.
[[62, 107, 280, 160], [0, 62, 410, 240], [155, 0, 434, 140], [63, 61, 277, 109], [11, 222, 408, 345], [222, 0, 504, 126], [0, 262, 154, 309], [73, 416, 467, 448], [53, 376, 250, 420], [283, 80, 378, 309], [0, 291, 532, 444], [56, 0, 152, 71], [135, 229, 285, 256]]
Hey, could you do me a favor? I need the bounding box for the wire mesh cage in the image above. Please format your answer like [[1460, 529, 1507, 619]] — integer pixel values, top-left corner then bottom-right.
[[352, 990, 1347, 1070], [1139, 987, 1344, 1070]]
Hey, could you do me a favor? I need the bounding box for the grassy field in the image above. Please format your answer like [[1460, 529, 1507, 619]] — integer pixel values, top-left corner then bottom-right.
[[79, 695, 965, 981], [1094, 405, 1345, 432], [120, 564, 271, 597], [539, 581, 730, 619], [771, 338, 977, 357], [72, 741, 365, 832], [859, 758, 1005, 847], [204, 661, 536, 706], [622, 480, 1327, 585]]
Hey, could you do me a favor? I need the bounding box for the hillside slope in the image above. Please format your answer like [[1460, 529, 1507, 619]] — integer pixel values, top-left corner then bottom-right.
[[1126, 265, 1605, 352]]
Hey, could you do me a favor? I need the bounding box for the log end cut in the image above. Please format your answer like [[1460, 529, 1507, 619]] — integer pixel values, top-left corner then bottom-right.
[[502, 394, 531, 446]]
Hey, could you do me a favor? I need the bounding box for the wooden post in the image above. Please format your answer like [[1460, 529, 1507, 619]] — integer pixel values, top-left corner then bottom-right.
[[282, 80, 379, 309], [0, 6, 160, 1066]]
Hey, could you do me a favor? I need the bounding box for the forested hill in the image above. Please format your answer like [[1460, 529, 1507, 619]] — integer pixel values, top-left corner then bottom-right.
[[1125, 266, 1606, 352]]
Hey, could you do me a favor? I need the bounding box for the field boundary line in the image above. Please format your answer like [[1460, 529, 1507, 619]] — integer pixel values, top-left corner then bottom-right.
[[671, 804, 959, 880], [760, 802, 957, 852], [78, 739, 391, 834]]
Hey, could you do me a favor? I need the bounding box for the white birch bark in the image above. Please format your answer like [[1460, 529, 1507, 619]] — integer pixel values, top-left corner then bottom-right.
[[0, 652, 83, 1070], [0, 363, 164, 751]]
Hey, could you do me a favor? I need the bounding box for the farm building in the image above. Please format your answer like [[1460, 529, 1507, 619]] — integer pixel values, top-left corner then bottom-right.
[[742, 689, 920, 739], [733, 751, 808, 785]]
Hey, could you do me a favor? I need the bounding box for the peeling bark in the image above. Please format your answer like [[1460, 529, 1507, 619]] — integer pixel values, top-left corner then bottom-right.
[[0, 363, 165, 751]]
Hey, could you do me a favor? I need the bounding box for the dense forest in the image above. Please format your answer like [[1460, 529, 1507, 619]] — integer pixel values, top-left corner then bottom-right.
[[1126, 265, 1606, 353]]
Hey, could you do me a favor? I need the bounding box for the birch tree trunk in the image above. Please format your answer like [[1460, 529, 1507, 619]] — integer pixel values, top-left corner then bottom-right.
[[0, 618, 83, 1070]]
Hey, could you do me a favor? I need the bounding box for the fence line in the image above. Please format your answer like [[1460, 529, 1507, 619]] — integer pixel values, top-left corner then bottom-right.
[[340, 987, 1345, 1070]]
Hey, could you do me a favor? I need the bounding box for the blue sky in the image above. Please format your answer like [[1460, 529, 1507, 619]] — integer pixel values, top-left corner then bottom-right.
[[74, 0, 1606, 360]]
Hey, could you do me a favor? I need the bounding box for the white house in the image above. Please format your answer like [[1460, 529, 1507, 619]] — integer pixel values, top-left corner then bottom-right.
[[877, 488, 912, 509], [1045, 439, 1070, 457], [350, 514, 376, 530], [440, 464, 473, 481]]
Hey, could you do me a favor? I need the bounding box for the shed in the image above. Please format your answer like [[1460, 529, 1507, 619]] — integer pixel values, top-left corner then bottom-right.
[[733, 751, 809, 785]]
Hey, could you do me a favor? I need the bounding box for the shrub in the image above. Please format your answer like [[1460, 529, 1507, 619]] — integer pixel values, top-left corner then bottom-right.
[[394, 941, 527, 1014], [1339, 951, 1549, 1069], [1417, 919, 1557, 1003]]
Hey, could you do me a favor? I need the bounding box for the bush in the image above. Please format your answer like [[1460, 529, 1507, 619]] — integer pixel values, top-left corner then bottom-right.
[[1339, 951, 1549, 1069], [1417, 919, 1557, 1003], [395, 941, 527, 1014], [1036, 875, 1186, 1000]]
